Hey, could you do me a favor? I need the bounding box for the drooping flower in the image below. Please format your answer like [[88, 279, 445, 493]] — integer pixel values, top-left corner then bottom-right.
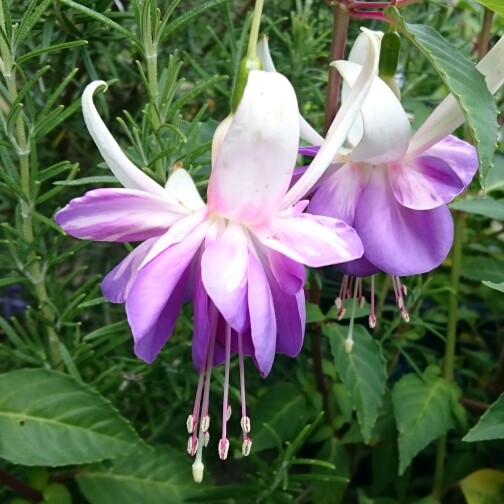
[[55, 69, 366, 480], [260, 31, 504, 332]]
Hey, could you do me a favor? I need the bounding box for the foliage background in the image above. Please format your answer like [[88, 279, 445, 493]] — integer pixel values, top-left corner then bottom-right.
[[0, 0, 503, 503]]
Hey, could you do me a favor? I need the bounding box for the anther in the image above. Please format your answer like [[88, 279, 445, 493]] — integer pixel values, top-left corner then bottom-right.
[[240, 416, 251, 433], [201, 415, 210, 433], [186, 415, 195, 434], [242, 438, 252, 456], [218, 438, 230, 460], [226, 404, 232, 421], [187, 436, 198, 456], [203, 431, 210, 447]]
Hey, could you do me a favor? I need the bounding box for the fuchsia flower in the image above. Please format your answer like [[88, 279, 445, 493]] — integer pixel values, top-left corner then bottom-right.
[[55, 71, 364, 480], [261, 31, 504, 328]]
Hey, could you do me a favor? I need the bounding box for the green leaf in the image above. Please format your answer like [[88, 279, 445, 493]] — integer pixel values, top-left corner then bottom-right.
[[325, 324, 387, 443], [473, 1, 504, 18], [392, 370, 458, 474], [16, 40, 88, 65], [486, 155, 504, 193], [15, 0, 52, 47], [0, 369, 147, 466], [54, 176, 119, 186], [460, 469, 504, 504], [42, 484, 72, 504], [449, 198, 504, 220], [59, 0, 139, 44], [163, 0, 231, 39], [251, 382, 307, 452], [387, 7, 498, 183], [306, 302, 325, 323], [463, 393, 504, 442], [461, 257, 504, 283], [76, 446, 202, 504], [483, 281, 504, 293]]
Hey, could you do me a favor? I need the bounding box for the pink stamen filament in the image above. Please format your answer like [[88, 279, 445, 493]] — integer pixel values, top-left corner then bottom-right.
[[238, 332, 252, 456], [219, 323, 232, 460], [190, 305, 218, 460], [188, 371, 205, 434], [392, 276, 410, 322]]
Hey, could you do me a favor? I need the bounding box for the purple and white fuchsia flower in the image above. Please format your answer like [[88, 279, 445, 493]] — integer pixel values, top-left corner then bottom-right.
[[261, 31, 504, 331], [55, 70, 364, 480]]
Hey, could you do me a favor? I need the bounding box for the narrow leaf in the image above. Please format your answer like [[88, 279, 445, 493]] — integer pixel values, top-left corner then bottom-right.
[[387, 7, 498, 183], [16, 40, 88, 65], [59, 0, 139, 44], [0, 369, 147, 466], [392, 370, 458, 474], [15, 0, 52, 47], [163, 0, 231, 39], [325, 324, 387, 443], [463, 393, 504, 442], [76, 446, 202, 503]]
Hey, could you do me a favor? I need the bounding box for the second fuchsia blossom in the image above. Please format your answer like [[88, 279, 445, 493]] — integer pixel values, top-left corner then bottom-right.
[[55, 69, 366, 480], [261, 31, 504, 331]]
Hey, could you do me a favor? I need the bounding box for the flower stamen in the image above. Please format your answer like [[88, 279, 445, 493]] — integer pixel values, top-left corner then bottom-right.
[[219, 323, 232, 460], [238, 331, 252, 457]]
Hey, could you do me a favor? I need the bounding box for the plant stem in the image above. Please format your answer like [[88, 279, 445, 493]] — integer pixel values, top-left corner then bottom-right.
[[0, 469, 42, 502], [324, 1, 350, 134], [432, 211, 465, 498], [0, 5, 62, 367], [477, 8, 494, 62], [247, 0, 265, 59], [143, 1, 164, 180]]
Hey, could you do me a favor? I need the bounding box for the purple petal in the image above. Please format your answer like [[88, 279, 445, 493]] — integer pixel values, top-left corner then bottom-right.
[[270, 280, 305, 357], [125, 222, 208, 363], [308, 163, 370, 226], [267, 248, 305, 295], [55, 188, 188, 242], [247, 253, 276, 378], [419, 135, 478, 188], [258, 212, 363, 267], [337, 255, 380, 277], [201, 223, 249, 333], [192, 252, 210, 372], [354, 168, 454, 275], [101, 237, 157, 303], [141, 208, 208, 267], [298, 145, 320, 157], [389, 153, 467, 211]]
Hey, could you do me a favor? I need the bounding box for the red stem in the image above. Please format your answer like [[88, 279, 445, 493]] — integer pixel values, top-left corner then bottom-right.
[[323, 1, 350, 134], [0, 469, 43, 502]]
